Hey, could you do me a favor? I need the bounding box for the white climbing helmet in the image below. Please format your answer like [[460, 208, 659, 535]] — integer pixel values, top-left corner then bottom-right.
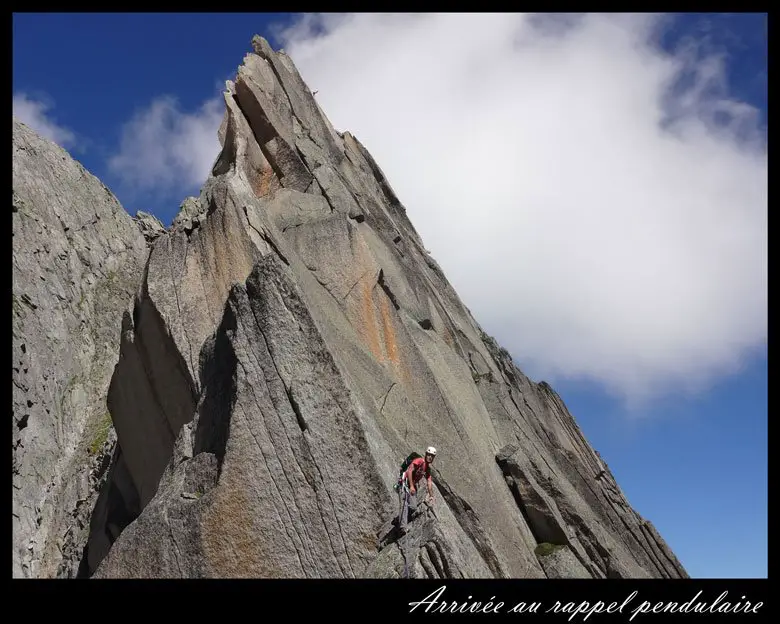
[[426, 446, 437, 457]]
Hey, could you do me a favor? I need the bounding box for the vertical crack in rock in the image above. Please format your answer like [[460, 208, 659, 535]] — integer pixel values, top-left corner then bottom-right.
[[423, 542, 445, 577], [377, 269, 400, 311], [245, 295, 307, 435], [378, 383, 396, 415], [243, 265, 357, 577], [244, 213, 290, 266], [161, 288, 319, 576], [230, 92, 285, 182], [285, 385, 308, 433], [418, 547, 436, 578], [232, 62, 313, 192], [192, 303, 237, 463], [165, 509, 184, 577], [167, 240, 198, 393], [433, 474, 506, 578], [233, 396, 309, 575]]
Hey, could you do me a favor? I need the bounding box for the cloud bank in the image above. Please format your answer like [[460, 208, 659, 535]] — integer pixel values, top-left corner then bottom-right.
[[107, 95, 224, 210], [13, 92, 77, 148], [274, 13, 766, 403]]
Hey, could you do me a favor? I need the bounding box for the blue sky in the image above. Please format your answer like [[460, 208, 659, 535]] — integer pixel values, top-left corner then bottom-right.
[[13, 13, 767, 578]]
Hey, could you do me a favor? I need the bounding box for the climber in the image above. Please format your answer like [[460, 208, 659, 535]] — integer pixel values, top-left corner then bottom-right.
[[397, 446, 437, 534]]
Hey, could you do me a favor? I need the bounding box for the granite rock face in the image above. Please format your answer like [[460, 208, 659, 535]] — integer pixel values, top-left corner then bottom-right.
[[132, 211, 166, 244], [12, 118, 149, 578], [534, 543, 591, 579], [13, 36, 688, 580]]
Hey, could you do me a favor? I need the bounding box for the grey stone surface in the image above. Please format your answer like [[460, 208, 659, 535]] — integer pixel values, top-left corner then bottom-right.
[[264, 188, 331, 233], [171, 197, 203, 231], [133, 210, 166, 243], [95, 256, 391, 577], [12, 117, 148, 578], [14, 35, 688, 580], [79, 172, 265, 578], [251, 35, 345, 167], [535, 543, 592, 579]]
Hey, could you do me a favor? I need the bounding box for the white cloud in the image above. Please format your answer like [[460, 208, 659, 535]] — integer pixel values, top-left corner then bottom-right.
[[276, 13, 767, 404], [108, 95, 224, 203], [13, 92, 77, 148]]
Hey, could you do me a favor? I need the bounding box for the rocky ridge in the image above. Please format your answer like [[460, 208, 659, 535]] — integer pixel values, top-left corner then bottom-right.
[[12, 35, 688, 580]]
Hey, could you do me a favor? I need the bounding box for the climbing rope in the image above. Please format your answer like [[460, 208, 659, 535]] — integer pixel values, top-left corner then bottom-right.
[[400, 484, 411, 578]]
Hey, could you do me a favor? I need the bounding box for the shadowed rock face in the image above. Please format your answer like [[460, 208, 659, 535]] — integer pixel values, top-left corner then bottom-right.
[[13, 36, 688, 579]]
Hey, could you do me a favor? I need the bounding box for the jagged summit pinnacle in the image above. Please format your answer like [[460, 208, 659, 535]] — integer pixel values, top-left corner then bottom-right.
[[13, 36, 688, 579]]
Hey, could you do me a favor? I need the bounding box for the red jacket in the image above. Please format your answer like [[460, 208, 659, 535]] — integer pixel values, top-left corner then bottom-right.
[[405, 457, 431, 487]]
